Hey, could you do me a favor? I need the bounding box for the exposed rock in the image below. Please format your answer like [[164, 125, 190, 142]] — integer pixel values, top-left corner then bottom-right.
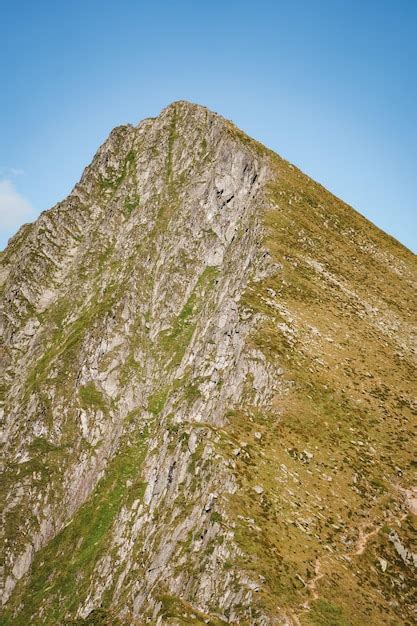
[[378, 557, 388, 573], [389, 531, 417, 569], [1, 100, 415, 626]]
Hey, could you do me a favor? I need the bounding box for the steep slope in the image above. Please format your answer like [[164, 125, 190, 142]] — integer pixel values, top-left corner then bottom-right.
[[1, 101, 415, 626]]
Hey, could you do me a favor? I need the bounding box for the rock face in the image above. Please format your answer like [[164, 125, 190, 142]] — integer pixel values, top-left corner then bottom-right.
[[1, 101, 416, 625]]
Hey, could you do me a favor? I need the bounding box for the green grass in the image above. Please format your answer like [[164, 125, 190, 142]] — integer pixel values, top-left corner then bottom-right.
[[79, 383, 107, 413], [26, 284, 119, 397], [3, 425, 149, 625], [147, 386, 170, 415], [28, 436, 62, 455], [158, 266, 218, 369], [66, 608, 124, 625], [99, 148, 136, 193], [123, 192, 140, 216], [157, 593, 228, 625], [215, 146, 417, 624], [305, 599, 353, 626]]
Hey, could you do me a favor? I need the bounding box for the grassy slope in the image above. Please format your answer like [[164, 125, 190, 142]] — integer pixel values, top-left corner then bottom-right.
[[223, 145, 416, 624], [2, 422, 149, 626]]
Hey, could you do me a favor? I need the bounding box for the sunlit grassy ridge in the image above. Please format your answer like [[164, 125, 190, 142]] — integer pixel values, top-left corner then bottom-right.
[[221, 151, 416, 624]]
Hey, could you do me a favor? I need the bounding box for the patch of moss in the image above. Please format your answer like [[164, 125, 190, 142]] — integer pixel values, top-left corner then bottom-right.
[[79, 382, 107, 413], [124, 192, 140, 216], [147, 386, 170, 415], [28, 436, 62, 455]]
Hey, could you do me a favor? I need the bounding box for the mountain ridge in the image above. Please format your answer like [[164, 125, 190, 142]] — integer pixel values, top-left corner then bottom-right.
[[3, 100, 414, 255], [1, 101, 416, 625]]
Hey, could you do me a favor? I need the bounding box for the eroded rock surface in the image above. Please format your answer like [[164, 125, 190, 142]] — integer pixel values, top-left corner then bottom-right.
[[1, 101, 416, 625]]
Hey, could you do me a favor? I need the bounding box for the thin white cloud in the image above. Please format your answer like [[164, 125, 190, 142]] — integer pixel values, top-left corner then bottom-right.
[[9, 168, 24, 176], [0, 167, 24, 177], [0, 179, 35, 234]]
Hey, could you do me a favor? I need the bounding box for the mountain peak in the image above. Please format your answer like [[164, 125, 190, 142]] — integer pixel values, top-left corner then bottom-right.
[[161, 98, 210, 111], [1, 104, 415, 625], [135, 100, 222, 130]]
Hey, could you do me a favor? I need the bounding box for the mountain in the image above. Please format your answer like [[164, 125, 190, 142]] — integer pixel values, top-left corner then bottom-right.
[[1, 101, 416, 626]]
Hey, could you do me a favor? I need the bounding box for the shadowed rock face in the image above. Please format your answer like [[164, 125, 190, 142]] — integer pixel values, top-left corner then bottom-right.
[[1, 101, 415, 625]]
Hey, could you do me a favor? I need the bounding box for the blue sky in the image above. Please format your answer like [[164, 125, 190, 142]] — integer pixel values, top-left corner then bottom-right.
[[1, 0, 416, 251]]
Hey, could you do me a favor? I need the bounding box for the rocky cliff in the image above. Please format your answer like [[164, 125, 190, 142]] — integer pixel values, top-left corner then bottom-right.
[[1, 101, 416, 625]]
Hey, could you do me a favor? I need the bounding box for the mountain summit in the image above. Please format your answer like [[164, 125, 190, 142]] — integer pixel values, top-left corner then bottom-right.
[[1, 101, 415, 625]]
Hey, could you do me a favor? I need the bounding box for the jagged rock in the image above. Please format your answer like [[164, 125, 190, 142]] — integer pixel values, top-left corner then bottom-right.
[[1, 101, 416, 625], [378, 557, 388, 572]]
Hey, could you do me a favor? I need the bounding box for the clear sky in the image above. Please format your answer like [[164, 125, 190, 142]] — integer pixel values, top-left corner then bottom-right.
[[1, 0, 416, 251]]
